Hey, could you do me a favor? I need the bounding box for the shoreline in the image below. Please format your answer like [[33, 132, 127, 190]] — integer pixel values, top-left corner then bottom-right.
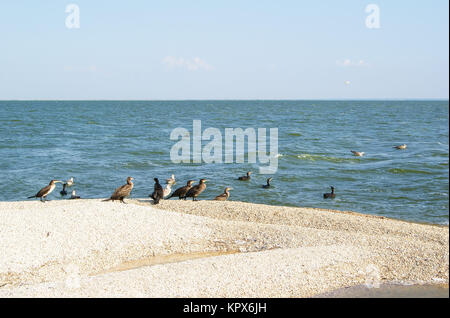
[[0, 199, 448, 297]]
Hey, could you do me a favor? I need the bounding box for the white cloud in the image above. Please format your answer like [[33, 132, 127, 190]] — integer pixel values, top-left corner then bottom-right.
[[162, 56, 213, 71], [336, 59, 369, 67]]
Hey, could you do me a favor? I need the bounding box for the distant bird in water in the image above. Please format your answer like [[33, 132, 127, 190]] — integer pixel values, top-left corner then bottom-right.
[[70, 190, 81, 200], [28, 180, 62, 202], [238, 171, 252, 181], [60, 177, 74, 196], [169, 180, 195, 200], [262, 177, 273, 188], [166, 174, 176, 185], [184, 179, 207, 201], [351, 150, 365, 157], [103, 177, 134, 204], [323, 186, 336, 199], [214, 187, 232, 201], [150, 178, 164, 204], [394, 144, 407, 150]]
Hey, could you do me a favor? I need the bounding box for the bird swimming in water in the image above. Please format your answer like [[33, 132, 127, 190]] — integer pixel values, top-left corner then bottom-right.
[[184, 179, 207, 201], [351, 151, 365, 157], [150, 178, 164, 204], [238, 171, 252, 181], [103, 177, 134, 204], [168, 180, 195, 200], [323, 186, 336, 199], [28, 180, 62, 202], [394, 144, 407, 150], [70, 190, 81, 200], [214, 187, 232, 201], [166, 174, 176, 185], [60, 177, 74, 196], [262, 177, 273, 188]]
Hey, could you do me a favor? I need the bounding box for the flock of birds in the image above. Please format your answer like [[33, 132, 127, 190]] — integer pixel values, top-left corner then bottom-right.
[[27, 144, 408, 204]]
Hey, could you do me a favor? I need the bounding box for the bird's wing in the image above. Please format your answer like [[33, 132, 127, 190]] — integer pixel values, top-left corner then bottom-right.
[[36, 185, 51, 197]]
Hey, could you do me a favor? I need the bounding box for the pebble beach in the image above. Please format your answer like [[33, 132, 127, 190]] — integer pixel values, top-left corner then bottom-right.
[[0, 199, 448, 297]]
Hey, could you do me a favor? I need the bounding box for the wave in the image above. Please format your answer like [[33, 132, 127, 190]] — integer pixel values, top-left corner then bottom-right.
[[388, 168, 434, 175]]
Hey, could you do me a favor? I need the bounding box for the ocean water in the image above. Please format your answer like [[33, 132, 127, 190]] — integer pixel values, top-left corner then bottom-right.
[[0, 101, 448, 225]]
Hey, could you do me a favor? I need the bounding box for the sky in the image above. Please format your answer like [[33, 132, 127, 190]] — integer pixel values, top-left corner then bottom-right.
[[0, 0, 448, 100]]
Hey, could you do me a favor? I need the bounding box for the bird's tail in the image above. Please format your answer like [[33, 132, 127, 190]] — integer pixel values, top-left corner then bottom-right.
[[27, 195, 36, 199], [102, 198, 112, 202]]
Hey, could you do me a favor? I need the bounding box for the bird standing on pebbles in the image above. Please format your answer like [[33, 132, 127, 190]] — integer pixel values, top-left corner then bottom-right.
[[103, 177, 134, 204], [28, 180, 63, 202], [214, 187, 232, 201], [184, 179, 207, 201]]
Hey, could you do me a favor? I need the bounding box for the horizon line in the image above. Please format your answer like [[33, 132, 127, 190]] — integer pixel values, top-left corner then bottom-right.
[[0, 98, 448, 102]]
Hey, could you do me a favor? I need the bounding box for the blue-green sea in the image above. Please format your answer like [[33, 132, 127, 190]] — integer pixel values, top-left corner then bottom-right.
[[0, 101, 448, 225]]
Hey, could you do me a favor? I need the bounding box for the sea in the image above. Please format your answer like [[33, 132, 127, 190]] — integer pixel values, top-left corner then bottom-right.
[[0, 100, 448, 225]]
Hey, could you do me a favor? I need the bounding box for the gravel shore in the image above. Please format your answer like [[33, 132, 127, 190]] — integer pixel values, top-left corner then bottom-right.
[[0, 199, 448, 297]]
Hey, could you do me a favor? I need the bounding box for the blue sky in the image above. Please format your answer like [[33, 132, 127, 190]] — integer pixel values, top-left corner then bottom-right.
[[0, 0, 448, 100]]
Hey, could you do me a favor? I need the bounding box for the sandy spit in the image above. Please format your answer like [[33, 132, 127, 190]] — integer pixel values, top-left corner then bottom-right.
[[0, 199, 448, 297]]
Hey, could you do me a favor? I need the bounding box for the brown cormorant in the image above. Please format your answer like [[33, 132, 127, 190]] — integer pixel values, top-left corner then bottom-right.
[[238, 171, 252, 181], [262, 177, 273, 188], [104, 177, 134, 203], [28, 180, 62, 202], [323, 186, 336, 199], [168, 180, 195, 200], [184, 179, 207, 201], [214, 187, 232, 201], [150, 178, 164, 204]]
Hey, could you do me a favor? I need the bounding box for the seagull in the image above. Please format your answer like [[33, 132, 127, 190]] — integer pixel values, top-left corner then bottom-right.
[[60, 177, 75, 196], [166, 174, 176, 185], [70, 190, 81, 200], [394, 144, 407, 150], [351, 150, 365, 157]]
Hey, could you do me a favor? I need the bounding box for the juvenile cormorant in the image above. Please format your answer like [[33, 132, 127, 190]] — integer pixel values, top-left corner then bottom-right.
[[28, 180, 62, 202], [238, 171, 252, 181], [184, 179, 207, 201], [214, 187, 232, 201], [169, 180, 195, 200], [150, 178, 164, 204], [70, 190, 81, 200], [60, 177, 74, 196], [351, 151, 365, 157], [104, 177, 134, 204], [394, 144, 407, 150], [262, 177, 273, 188], [323, 186, 336, 199]]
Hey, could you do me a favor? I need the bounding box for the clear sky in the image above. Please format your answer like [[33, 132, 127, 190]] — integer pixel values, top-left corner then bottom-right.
[[0, 0, 448, 100]]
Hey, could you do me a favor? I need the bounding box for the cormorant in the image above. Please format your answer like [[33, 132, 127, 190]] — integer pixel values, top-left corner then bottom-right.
[[163, 182, 174, 198], [238, 171, 252, 181], [184, 179, 207, 201], [262, 177, 273, 188], [214, 187, 232, 201], [150, 178, 164, 204], [28, 180, 62, 202], [103, 177, 134, 204], [323, 186, 336, 199], [168, 180, 195, 200]]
